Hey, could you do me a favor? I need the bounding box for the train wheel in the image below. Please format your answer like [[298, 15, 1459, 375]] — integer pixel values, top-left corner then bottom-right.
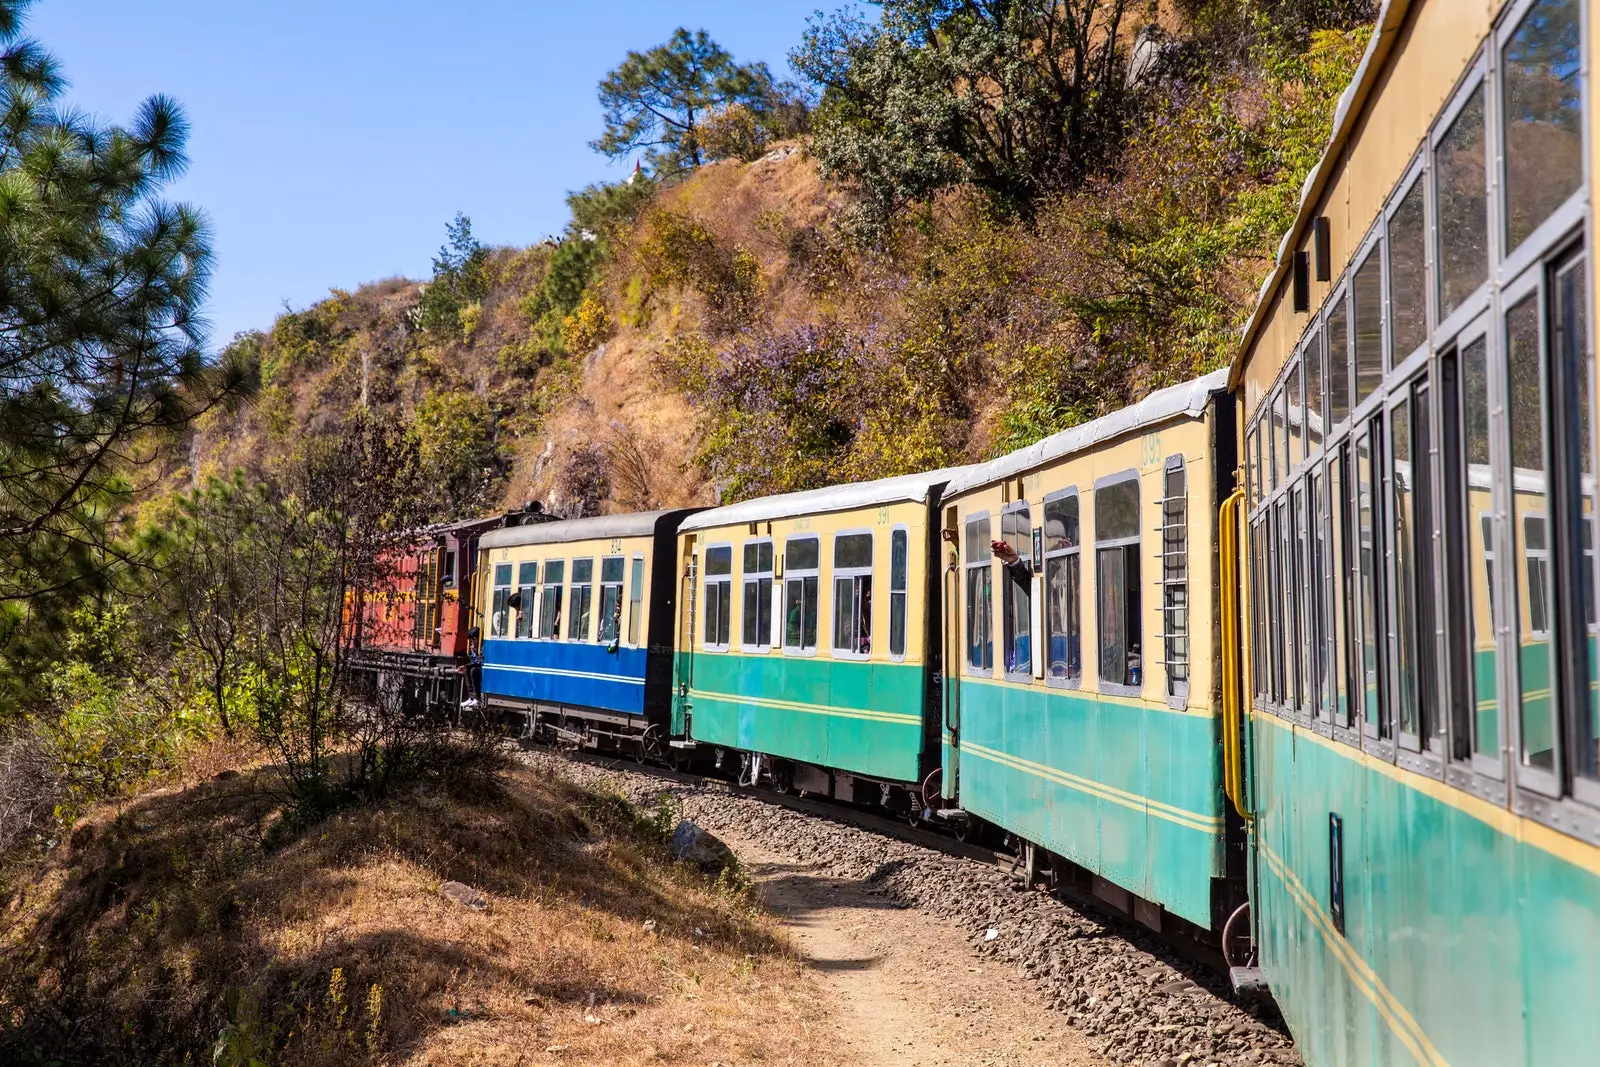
[[1222, 901, 1256, 968]]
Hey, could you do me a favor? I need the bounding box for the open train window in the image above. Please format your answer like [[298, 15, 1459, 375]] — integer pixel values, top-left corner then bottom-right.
[[741, 540, 775, 650], [1095, 473, 1142, 694], [538, 560, 564, 640], [963, 515, 992, 673], [568, 558, 595, 642], [490, 563, 512, 639], [783, 537, 820, 653], [442, 549, 457, 588], [1001, 503, 1032, 680], [1356, 423, 1390, 742], [598, 556, 625, 644], [514, 561, 537, 639], [832, 532, 874, 658], [701, 546, 732, 651], [1044, 491, 1081, 687]]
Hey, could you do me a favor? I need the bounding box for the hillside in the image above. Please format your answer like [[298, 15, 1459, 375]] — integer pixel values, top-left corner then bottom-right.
[[182, 8, 1371, 523]]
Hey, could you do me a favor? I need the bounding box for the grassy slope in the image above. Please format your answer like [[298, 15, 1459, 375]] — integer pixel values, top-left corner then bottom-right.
[[0, 753, 839, 1066]]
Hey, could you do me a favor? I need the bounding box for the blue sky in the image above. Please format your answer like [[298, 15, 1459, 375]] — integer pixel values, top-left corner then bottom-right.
[[30, 1, 829, 347]]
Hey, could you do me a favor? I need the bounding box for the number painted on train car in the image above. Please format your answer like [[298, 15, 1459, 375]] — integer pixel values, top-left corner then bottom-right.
[[1141, 433, 1163, 470], [610, 539, 622, 553], [877, 505, 891, 525]]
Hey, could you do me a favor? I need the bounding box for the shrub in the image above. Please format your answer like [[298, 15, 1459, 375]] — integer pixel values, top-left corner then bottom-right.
[[561, 292, 613, 356]]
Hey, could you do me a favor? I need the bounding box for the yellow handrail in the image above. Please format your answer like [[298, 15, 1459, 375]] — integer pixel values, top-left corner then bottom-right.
[[1218, 484, 1252, 822]]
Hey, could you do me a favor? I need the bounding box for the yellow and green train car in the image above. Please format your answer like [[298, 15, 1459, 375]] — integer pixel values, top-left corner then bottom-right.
[[1232, 0, 1600, 1061], [669, 470, 968, 804], [937, 369, 1244, 931]]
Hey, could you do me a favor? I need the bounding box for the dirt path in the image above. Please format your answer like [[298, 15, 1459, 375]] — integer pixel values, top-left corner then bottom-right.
[[727, 834, 1109, 1067]]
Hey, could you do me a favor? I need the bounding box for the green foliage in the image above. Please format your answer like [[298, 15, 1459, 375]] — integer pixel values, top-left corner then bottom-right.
[[591, 28, 790, 173], [410, 389, 500, 514], [567, 175, 657, 241], [638, 210, 760, 332], [793, 0, 1138, 227], [415, 212, 489, 337]]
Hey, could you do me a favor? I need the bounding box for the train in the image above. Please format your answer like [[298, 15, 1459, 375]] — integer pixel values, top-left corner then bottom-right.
[[345, 0, 1600, 1062]]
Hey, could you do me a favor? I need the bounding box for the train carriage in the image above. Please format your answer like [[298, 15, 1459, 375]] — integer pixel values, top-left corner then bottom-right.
[[1231, 0, 1600, 1062], [937, 370, 1244, 932], [475, 510, 699, 757], [670, 470, 969, 805]]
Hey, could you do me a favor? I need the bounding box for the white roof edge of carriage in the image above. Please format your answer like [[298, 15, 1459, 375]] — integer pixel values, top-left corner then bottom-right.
[[679, 465, 981, 533], [478, 509, 692, 550], [941, 369, 1231, 499]]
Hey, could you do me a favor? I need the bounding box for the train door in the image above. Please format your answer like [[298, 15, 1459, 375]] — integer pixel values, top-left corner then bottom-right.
[[672, 535, 699, 737], [940, 505, 961, 800]]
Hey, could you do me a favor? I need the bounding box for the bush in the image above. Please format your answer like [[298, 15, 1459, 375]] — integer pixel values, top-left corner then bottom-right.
[[561, 292, 613, 356]]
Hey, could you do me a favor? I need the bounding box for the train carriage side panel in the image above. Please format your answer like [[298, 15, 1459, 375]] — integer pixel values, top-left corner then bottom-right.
[[943, 372, 1232, 929]]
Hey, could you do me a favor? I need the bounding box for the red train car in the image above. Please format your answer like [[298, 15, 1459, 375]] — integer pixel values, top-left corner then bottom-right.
[[347, 509, 544, 715]]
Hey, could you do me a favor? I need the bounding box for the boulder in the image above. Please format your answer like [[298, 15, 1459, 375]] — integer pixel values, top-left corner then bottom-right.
[[668, 819, 735, 874], [440, 880, 488, 911]]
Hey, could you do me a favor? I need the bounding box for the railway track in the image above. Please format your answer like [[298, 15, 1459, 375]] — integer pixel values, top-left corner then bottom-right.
[[525, 744, 1299, 1067]]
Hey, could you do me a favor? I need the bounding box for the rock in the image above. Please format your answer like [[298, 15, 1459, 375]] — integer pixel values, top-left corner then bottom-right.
[[439, 880, 488, 911], [669, 819, 735, 873], [642, 918, 658, 933]]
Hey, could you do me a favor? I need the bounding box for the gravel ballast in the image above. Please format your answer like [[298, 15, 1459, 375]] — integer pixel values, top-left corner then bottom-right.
[[526, 751, 1301, 1067]]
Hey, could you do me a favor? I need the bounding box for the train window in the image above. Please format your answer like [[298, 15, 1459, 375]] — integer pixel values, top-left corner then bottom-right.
[[1001, 504, 1032, 679], [627, 556, 645, 646], [1305, 471, 1327, 718], [1095, 474, 1142, 692], [1250, 519, 1265, 700], [784, 536, 820, 653], [1249, 422, 1262, 505], [491, 563, 513, 638], [889, 528, 909, 659], [1389, 172, 1428, 360], [1044, 492, 1081, 686], [742, 541, 775, 650], [1502, 0, 1582, 255], [1506, 293, 1558, 775], [1287, 358, 1303, 470], [1439, 344, 1484, 764], [569, 558, 596, 642], [598, 557, 625, 644], [1285, 492, 1304, 711], [1553, 253, 1600, 793], [515, 561, 538, 639], [1391, 389, 1443, 752], [702, 546, 732, 651], [1269, 388, 1283, 491], [1305, 328, 1324, 455], [964, 516, 993, 672], [1353, 248, 1384, 404], [1276, 389, 1291, 485], [1267, 505, 1283, 702], [1328, 287, 1352, 427], [1161, 459, 1188, 702], [1329, 446, 1353, 727], [1357, 424, 1389, 738], [1436, 83, 1488, 322], [442, 550, 457, 588], [538, 560, 564, 640], [832, 533, 874, 658]]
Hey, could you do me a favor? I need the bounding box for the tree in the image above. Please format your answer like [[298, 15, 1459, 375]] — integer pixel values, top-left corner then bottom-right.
[[793, 0, 1138, 224], [592, 28, 783, 173], [0, 0, 230, 611], [415, 212, 488, 336]]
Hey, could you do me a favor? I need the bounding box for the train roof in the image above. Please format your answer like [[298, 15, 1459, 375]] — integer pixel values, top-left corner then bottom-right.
[[478, 509, 695, 550], [942, 369, 1230, 498], [679, 466, 977, 533]]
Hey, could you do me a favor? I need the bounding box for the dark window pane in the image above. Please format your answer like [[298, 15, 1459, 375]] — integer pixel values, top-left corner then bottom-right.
[[1096, 478, 1140, 541], [601, 556, 624, 583], [1555, 256, 1598, 782], [1354, 251, 1384, 403], [704, 547, 731, 576], [1506, 294, 1557, 773], [1437, 86, 1488, 320], [627, 558, 644, 644], [1288, 360, 1304, 469], [1503, 0, 1582, 252], [1045, 494, 1080, 550], [964, 517, 991, 560], [1392, 399, 1417, 737], [1329, 292, 1352, 425], [835, 533, 873, 569], [890, 530, 908, 590], [786, 538, 818, 571], [1389, 178, 1428, 358], [1046, 553, 1081, 682], [1305, 329, 1324, 454]]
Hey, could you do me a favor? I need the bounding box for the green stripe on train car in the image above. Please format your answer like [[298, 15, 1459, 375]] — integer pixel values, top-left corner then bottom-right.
[[1252, 713, 1600, 1067], [685, 652, 928, 782], [956, 679, 1226, 927]]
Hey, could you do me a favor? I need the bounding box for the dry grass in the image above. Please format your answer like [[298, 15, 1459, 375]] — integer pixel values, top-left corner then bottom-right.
[[0, 753, 842, 1066]]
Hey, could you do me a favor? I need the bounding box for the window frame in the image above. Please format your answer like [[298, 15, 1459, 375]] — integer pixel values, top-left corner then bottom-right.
[[963, 511, 994, 677], [782, 534, 822, 656], [567, 557, 596, 643], [831, 529, 876, 661], [1386, 152, 1433, 369], [1000, 499, 1035, 682], [538, 559, 565, 640], [1431, 56, 1493, 343], [888, 525, 910, 662], [740, 538, 777, 653], [626, 553, 646, 648], [598, 555, 625, 645], [1094, 470, 1144, 698], [701, 543, 734, 653], [1044, 487, 1083, 690], [490, 562, 513, 639], [514, 560, 539, 640], [1160, 456, 1191, 708]]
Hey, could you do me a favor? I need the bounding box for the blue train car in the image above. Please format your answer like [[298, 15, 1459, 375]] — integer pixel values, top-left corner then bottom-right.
[[475, 509, 699, 757]]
